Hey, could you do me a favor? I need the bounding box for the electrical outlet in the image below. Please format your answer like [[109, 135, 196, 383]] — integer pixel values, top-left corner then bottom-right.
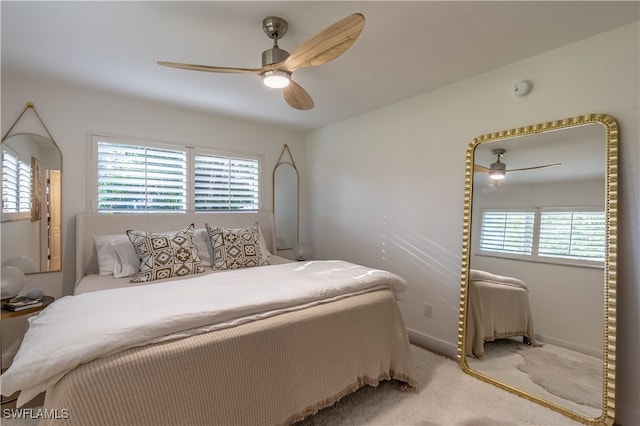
[[423, 303, 432, 318]]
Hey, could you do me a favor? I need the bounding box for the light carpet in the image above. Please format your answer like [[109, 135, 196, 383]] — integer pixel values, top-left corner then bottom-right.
[[467, 339, 602, 419], [296, 344, 580, 425]]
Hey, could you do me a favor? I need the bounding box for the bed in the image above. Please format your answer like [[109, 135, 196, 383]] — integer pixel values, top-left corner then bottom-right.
[[1, 212, 415, 426], [465, 269, 537, 358]]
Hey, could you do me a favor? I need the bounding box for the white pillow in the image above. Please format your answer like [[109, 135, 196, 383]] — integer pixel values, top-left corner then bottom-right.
[[257, 227, 273, 259], [193, 228, 211, 266], [94, 234, 139, 278]]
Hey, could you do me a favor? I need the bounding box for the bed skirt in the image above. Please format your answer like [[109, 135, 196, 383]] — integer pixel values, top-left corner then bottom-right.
[[466, 279, 537, 358], [41, 289, 415, 426]]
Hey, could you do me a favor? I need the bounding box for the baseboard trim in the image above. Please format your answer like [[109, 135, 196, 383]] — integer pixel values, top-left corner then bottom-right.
[[535, 333, 601, 358], [407, 328, 457, 359]]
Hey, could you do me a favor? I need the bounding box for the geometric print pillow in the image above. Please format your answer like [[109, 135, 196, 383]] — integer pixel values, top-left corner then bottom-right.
[[205, 222, 266, 271], [126, 224, 204, 283]]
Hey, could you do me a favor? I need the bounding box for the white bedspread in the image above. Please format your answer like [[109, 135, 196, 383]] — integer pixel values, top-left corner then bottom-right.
[[1, 260, 406, 406], [469, 269, 529, 290]]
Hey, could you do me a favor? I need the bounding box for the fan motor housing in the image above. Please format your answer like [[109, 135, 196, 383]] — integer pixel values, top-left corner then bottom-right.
[[490, 161, 506, 172], [262, 47, 290, 66]]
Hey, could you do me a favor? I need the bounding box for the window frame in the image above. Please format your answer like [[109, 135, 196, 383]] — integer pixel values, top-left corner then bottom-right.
[[88, 134, 263, 214], [476, 206, 605, 268]]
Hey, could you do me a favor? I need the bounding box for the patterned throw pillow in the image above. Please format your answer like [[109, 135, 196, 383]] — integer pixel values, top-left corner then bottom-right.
[[205, 222, 266, 270], [127, 224, 204, 282]]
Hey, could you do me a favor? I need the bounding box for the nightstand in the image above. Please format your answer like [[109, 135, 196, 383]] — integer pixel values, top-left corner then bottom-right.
[[1, 295, 54, 320]]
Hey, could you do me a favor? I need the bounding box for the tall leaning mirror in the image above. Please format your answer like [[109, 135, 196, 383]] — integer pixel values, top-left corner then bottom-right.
[[457, 114, 618, 425], [1, 104, 62, 274], [273, 144, 299, 252]]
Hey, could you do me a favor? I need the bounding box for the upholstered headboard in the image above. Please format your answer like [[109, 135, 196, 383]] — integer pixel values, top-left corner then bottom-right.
[[75, 212, 277, 283]]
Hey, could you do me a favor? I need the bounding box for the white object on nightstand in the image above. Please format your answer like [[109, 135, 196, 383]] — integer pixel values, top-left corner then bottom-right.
[[293, 242, 312, 261], [1, 266, 26, 301]]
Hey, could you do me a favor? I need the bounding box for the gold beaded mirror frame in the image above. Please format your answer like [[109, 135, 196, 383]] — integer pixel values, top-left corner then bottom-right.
[[457, 114, 618, 425]]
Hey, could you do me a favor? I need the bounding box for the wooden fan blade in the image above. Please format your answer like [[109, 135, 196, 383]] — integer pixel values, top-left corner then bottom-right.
[[506, 163, 561, 173], [474, 164, 491, 173], [283, 81, 314, 110], [158, 61, 265, 75], [280, 13, 365, 73]]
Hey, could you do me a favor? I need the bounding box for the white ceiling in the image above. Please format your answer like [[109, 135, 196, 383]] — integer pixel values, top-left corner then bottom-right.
[[2, 1, 638, 132], [473, 122, 607, 186]]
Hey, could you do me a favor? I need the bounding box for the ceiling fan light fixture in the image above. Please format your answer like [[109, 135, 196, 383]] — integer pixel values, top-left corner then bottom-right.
[[489, 160, 506, 180], [262, 70, 291, 88], [489, 170, 506, 180]]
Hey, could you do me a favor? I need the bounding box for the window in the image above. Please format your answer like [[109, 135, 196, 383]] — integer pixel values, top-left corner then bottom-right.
[[479, 210, 535, 255], [1, 147, 31, 219], [97, 142, 188, 212], [92, 137, 261, 213], [538, 211, 606, 261], [194, 152, 259, 211], [478, 208, 605, 266]]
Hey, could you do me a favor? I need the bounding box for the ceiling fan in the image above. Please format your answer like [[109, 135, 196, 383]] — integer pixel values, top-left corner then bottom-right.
[[474, 148, 561, 183], [157, 13, 365, 110]]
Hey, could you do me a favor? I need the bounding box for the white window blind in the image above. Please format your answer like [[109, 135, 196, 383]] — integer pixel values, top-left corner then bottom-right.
[[538, 211, 606, 261], [97, 142, 187, 212], [479, 210, 535, 255], [194, 152, 259, 211], [94, 138, 261, 213], [477, 207, 606, 266], [2, 149, 31, 214]]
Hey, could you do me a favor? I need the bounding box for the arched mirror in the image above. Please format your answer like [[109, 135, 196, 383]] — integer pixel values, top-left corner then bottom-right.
[[458, 114, 617, 425], [273, 144, 298, 251], [2, 107, 62, 274]]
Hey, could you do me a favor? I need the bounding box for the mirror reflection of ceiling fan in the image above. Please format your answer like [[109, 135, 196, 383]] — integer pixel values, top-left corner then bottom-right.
[[157, 13, 365, 110], [474, 148, 561, 184]]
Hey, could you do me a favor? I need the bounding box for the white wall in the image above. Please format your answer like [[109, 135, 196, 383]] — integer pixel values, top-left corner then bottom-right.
[[1, 76, 305, 365], [305, 22, 639, 425]]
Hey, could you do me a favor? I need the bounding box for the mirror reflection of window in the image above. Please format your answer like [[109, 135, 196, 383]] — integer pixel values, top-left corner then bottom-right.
[[478, 208, 606, 265], [2, 146, 32, 219]]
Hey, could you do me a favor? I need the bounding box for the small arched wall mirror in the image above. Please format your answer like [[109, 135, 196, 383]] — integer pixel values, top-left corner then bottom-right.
[[1, 105, 62, 274], [457, 114, 618, 425], [273, 144, 299, 251]]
